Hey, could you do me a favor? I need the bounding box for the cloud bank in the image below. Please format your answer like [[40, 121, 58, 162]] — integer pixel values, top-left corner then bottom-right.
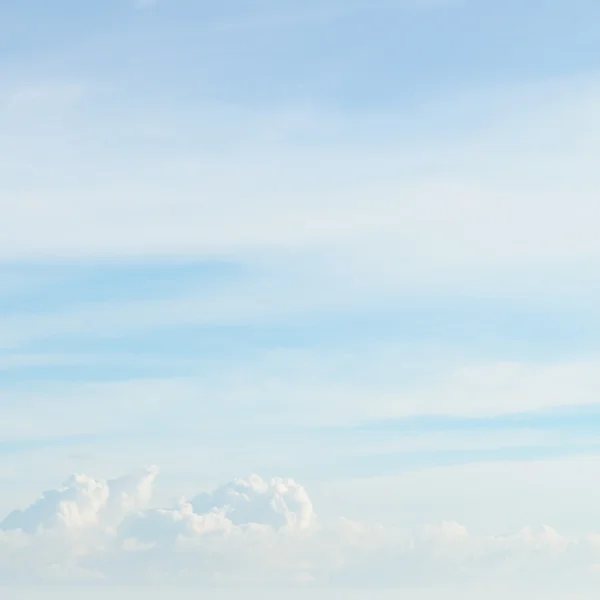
[[1, 467, 600, 587]]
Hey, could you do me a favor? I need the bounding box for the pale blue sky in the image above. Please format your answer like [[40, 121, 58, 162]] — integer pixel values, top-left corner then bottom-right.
[[2, 0, 600, 591]]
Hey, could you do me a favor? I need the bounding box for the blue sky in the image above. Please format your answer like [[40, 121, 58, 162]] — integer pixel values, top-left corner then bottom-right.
[[3, 0, 600, 592]]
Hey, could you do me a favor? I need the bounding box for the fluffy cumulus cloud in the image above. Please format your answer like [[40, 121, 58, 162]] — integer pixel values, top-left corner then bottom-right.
[[1, 467, 599, 587]]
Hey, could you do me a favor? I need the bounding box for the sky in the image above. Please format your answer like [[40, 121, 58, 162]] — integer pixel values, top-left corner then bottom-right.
[[3, 0, 600, 596]]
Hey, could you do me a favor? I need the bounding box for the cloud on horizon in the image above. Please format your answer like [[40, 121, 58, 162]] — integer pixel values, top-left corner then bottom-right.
[[1, 467, 599, 587]]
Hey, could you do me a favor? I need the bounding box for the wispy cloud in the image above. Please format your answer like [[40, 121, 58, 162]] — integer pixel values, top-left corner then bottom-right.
[[210, 0, 453, 31], [1, 73, 600, 282], [210, 5, 359, 32]]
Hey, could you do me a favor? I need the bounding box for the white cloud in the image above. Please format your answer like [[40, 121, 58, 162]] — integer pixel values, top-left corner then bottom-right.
[[1, 467, 158, 534], [1, 467, 600, 587], [189, 475, 316, 530]]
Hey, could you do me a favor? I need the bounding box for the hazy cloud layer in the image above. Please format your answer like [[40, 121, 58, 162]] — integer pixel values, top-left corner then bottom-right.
[[1, 467, 599, 587]]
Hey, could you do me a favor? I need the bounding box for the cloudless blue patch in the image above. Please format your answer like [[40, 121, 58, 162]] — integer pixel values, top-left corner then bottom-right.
[[5, 0, 600, 112], [356, 405, 600, 435], [0, 260, 245, 314]]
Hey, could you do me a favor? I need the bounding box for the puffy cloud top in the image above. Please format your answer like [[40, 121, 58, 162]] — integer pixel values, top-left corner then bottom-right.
[[190, 475, 316, 530], [1, 467, 158, 535]]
